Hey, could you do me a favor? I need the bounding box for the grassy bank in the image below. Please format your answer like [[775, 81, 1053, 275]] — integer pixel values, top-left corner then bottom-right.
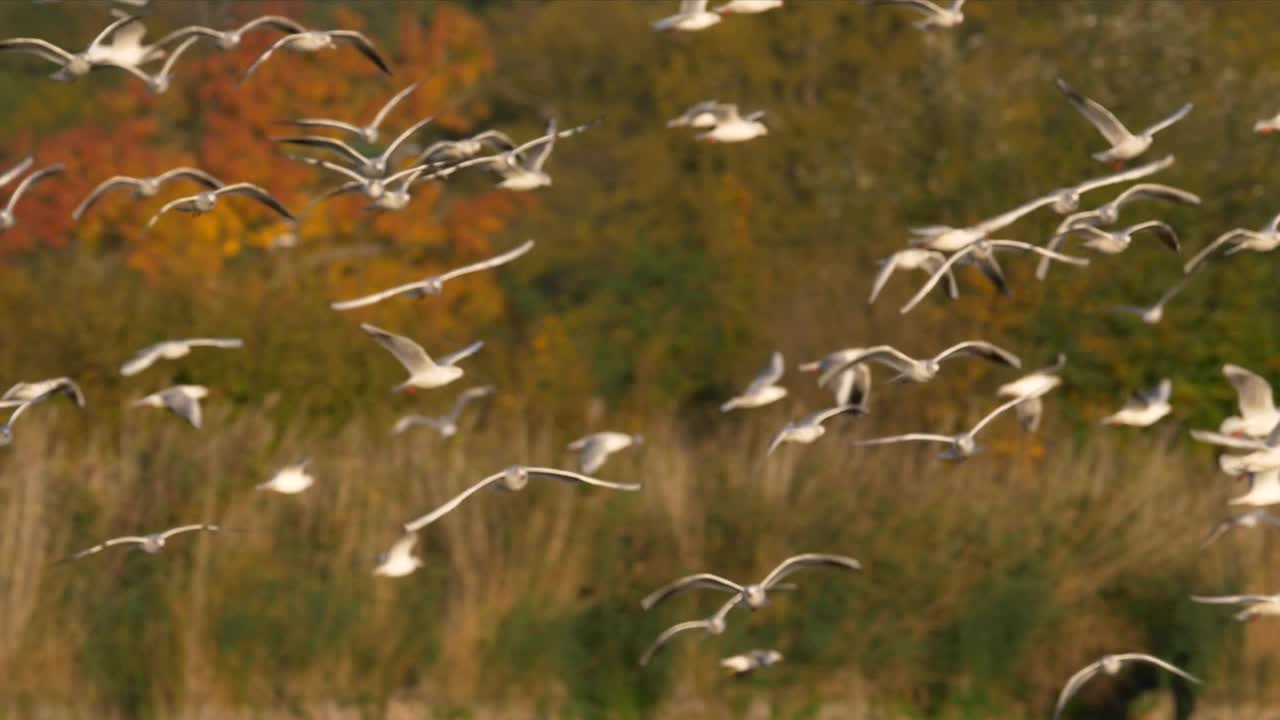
[[0, 389, 1270, 718]]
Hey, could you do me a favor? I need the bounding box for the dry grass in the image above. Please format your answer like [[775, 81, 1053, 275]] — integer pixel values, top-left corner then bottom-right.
[[0, 396, 1269, 719]]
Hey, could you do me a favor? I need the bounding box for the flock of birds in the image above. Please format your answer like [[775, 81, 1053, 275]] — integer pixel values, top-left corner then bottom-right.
[[2, 0, 1280, 714]]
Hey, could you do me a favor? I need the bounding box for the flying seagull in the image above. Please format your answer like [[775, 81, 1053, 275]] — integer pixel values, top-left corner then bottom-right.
[[152, 15, 305, 51], [995, 354, 1065, 432], [75, 166, 224, 221], [1190, 593, 1280, 621], [145, 182, 294, 228], [639, 595, 739, 667], [0, 163, 64, 232], [472, 117, 600, 191], [60, 524, 223, 562], [721, 351, 787, 411], [373, 533, 423, 578], [1, 376, 85, 408], [868, 249, 959, 305], [818, 341, 1020, 386], [256, 460, 314, 495], [132, 385, 208, 429], [1217, 364, 1280, 438], [0, 13, 144, 80], [274, 116, 434, 179], [1056, 78, 1193, 165], [1053, 220, 1180, 257], [106, 35, 199, 94], [798, 349, 873, 410], [721, 649, 784, 676], [402, 465, 641, 533], [898, 239, 1089, 314], [652, 0, 723, 32], [120, 338, 243, 376], [693, 106, 768, 144], [852, 394, 1028, 460], [864, 0, 965, 30], [415, 129, 518, 165], [279, 82, 419, 144], [566, 431, 645, 474], [242, 27, 391, 82], [360, 323, 483, 393], [1200, 510, 1280, 549], [331, 239, 534, 310], [1102, 379, 1171, 427], [0, 386, 77, 447], [392, 385, 495, 438], [1183, 212, 1280, 274], [1108, 277, 1190, 325], [641, 553, 862, 611], [1053, 654, 1199, 720], [767, 405, 865, 455]]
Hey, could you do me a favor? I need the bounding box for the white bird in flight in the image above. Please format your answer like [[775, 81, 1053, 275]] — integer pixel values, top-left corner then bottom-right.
[[373, 533, 423, 578], [152, 15, 305, 51], [1, 376, 85, 409], [694, 106, 767, 144], [360, 323, 483, 394], [120, 338, 243, 376], [721, 649, 784, 676], [1199, 510, 1280, 549], [132, 385, 209, 429], [280, 82, 419, 145], [75, 166, 224, 221], [476, 118, 599, 191], [641, 553, 862, 612], [402, 465, 641, 533], [0, 14, 145, 80], [868, 249, 959, 305], [853, 394, 1028, 460], [257, 460, 315, 495], [275, 116, 434, 180], [392, 385, 495, 438], [1054, 220, 1181, 257], [0, 386, 77, 447], [714, 0, 783, 14], [1217, 364, 1280, 438], [865, 0, 965, 30], [1183, 211, 1280, 274], [652, 0, 722, 32], [60, 524, 223, 562], [819, 341, 1020, 386], [567, 431, 645, 474], [767, 404, 864, 455], [331, 239, 534, 311], [1056, 78, 1193, 165], [667, 100, 735, 129], [241, 27, 392, 82], [721, 351, 787, 411], [996, 353, 1065, 432], [798, 349, 872, 409], [898, 239, 1089, 314], [1191, 593, 1280, 622], [1229, 468, 1280, 508], [1101, 379, 1171, 427], [110, 36, 200, 94], [0, 163, 64, 232], [1052, 653, 1199, 720], [145, 182, 294, 228], [639, 595, 739, 667], [1108, 277, 1190, 326]]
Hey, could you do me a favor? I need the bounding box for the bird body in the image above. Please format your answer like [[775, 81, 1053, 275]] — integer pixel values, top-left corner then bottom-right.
[[820, 341, 1020, 386], [652, 0, 723, 31], [721, 649, 784, 675], [133, 385, 208, 429], [722, 352, 788, 411], [62, 524, 221, 561], [120, 338, 242, 376], [360, 323, 482, 393], [798, 349, 873, 409], [373, 533, 423, 577], [1102, 380, 1171, 427], [567, 431, 644, 474], [1056, 78, 1192, 164], [392, 385, 495, 438], [767, 405, 864, 455], [257, 461, 314, 494]]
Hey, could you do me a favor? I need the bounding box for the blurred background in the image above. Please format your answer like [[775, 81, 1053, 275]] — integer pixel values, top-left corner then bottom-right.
[[1, 1, 1279, 718]]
